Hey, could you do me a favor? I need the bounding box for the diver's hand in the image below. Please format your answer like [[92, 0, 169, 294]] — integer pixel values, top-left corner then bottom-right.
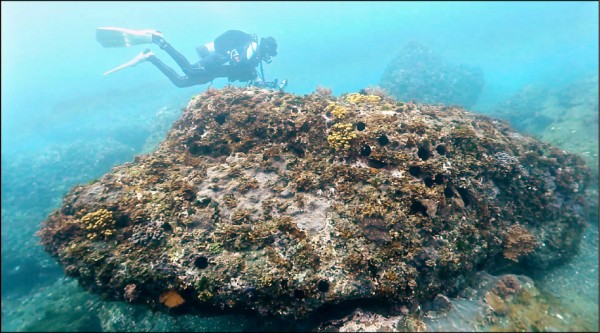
[[228, 49, 241, 64]]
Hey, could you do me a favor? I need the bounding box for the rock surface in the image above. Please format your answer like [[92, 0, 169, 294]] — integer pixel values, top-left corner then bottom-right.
[[380, 42, 485, 108], [39, 87, 589, 319], [488, 74, 598, 225]]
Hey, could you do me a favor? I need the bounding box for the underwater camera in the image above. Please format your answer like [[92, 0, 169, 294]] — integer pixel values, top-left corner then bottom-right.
[[249, 78, 288, 92]]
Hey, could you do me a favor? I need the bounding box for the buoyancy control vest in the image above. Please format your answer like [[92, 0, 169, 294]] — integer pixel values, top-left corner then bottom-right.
[[213, 30, 259, 65]]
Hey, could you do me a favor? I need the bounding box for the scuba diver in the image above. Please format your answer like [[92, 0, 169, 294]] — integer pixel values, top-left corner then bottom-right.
[[96, 27, 285, 90]]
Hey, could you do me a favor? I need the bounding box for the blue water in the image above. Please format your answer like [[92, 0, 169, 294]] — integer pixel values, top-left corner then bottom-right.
[[1, 2, 598, 331]]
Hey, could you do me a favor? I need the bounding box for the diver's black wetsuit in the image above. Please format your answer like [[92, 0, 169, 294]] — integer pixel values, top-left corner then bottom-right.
[[148, 31, 259, 88]]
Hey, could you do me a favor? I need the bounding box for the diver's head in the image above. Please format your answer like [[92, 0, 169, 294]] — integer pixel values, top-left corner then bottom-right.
[[258, 37, 277, 63]]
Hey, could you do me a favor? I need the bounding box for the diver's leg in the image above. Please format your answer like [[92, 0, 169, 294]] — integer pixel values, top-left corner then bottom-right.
[[152, 35, 206, 76], [147, 56, 201, 88]]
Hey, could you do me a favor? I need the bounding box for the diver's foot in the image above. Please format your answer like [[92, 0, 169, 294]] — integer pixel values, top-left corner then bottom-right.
[[152, 33, 169, 49], [102, 49, 155, 76], [131, 49, 155, 66], [148, 30, 163, 39]]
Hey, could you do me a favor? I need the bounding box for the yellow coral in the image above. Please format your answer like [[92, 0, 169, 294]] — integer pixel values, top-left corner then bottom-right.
[[345, 93, 381, 104], [361, 202, 386, 217], [327, 123, 357, 151], [197, 290, 214, 302], [80, 208, 115, 240], [325, 102, 348, 119]]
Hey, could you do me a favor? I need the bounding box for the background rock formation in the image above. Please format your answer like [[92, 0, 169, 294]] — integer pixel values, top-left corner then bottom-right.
[[488, 75, 598, 180], [39, 87, 589, 319], [380, 41, 485, 109], [487, 74, 598, 225]]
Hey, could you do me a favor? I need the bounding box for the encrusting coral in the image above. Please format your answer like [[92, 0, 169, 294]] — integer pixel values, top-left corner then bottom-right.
[[327, 122, 357, 152], [345, 92, 382, 105], [502, 224, 538, 262], [79, 208, 115, 240], [325, 102, 348, 119], [38, 86, 590, 319]]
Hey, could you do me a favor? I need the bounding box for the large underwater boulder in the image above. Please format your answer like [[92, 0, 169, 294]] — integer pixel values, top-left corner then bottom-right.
[[380, 41, 485, 109], [488, 74, 599, 225], [39, 87, 589, 319]]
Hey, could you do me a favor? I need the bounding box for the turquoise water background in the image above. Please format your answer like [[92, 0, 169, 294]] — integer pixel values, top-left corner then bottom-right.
[[1, 1, 598, 332], [2, 2, 598, 154]]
